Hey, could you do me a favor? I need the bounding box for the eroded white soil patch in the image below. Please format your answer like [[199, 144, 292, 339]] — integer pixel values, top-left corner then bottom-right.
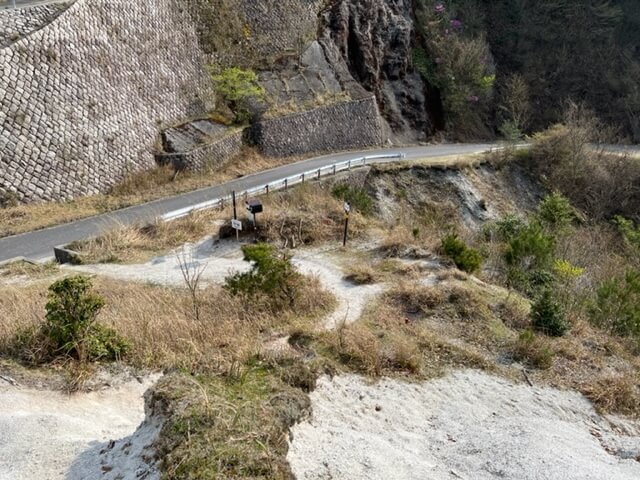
[[0, 375, 160, 480], [288, 370, 640, 480]]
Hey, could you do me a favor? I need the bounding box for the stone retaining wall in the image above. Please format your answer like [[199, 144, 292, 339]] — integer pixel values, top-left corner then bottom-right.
[[0, 0, 212, 202], [249, 97, 384, 157], [157, 130, 244, 172]]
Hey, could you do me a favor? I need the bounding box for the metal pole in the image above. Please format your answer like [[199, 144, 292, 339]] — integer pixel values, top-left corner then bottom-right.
[[343, 212, 349, 247], [232, 191, 237, 220], [232, 191, 238, 242]]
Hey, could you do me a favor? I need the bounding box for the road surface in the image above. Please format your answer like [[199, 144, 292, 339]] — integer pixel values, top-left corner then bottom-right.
[[0, 144, 494, 262]]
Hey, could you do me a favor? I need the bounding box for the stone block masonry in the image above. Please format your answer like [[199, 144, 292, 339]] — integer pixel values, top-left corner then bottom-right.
[[0, 0, 213, 202], [0, 3, 66, 49], [157, 130, 244, 173], [249, 97, 384, 158]]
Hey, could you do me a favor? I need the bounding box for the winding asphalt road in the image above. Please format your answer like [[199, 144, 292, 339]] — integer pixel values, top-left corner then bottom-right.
[[0, 144, 494, 263]]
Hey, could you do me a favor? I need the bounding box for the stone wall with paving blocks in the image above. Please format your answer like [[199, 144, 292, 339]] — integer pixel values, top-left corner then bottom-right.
[[0, 0, 213, 202], [249, 97, 385, 158], [0, 3, 68, 48], [157, 130, 244, 173], [239, 0, 323, 62]]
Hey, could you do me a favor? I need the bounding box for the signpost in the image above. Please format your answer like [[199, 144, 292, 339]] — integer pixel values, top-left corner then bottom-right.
[[232, 191, 240, 242], [231, 219, 242, 231], [343, 202, 350, 247]]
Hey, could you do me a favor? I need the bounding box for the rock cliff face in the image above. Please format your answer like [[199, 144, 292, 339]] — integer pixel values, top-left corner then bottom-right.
[[319, 0, 431, 142]]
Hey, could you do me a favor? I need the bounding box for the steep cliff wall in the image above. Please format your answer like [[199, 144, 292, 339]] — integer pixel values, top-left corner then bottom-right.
[[319, 0, 432, 142], [0, 0, 212, 202]]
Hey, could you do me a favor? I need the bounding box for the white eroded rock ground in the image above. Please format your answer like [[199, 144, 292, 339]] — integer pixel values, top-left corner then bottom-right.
[[287, 370, 640, 480], [0, 375, 160, 480]]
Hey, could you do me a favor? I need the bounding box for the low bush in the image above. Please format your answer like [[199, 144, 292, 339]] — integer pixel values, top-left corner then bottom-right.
[[512, 329, 555, 369], [504, 223, 555, 271], [331, 184, 373, 216], [589, 269, 640, 341], [11, 276, 130, 364], [536, 192, 576, 234], [441, 234, 483, 273], [530, 289, 568, 337], [225, 243, 302, 310]]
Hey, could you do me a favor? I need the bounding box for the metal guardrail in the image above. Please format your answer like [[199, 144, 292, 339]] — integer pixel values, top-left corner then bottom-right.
[[160, 153, 406, 222]]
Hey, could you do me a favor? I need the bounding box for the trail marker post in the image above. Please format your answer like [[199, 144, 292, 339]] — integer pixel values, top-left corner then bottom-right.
[[232, 191, 239, 242], [343, 202, 350, 247]]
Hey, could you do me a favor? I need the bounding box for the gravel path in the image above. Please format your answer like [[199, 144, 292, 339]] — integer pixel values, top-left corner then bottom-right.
[[288, 370, 640, 480]]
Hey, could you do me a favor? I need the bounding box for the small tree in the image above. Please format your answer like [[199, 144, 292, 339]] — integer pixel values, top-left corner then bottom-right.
[[536, 192, 576, 235], [211, 67, 265, 124], [530, 289, 568, 337], [441, 233, 483, 273], [224, 243, 301, 309], [44, 276, 128, 362]]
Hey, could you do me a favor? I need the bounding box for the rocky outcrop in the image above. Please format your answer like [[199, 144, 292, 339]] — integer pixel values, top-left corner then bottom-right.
[[319, 0, 431, 142]]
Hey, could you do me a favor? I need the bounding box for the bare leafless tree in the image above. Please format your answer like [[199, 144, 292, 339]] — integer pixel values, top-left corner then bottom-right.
[[177, 247, 207, 322]]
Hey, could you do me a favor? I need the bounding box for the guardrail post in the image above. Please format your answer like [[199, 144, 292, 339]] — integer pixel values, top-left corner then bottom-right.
[[219, 198, 224, 210], [332, 165, 336, 175], [317, 169, 321, 180], [284, 178, 288, 191], [348, 160, 352, 171], [301, 173, 305, 183], [266, 184, 269, 195]]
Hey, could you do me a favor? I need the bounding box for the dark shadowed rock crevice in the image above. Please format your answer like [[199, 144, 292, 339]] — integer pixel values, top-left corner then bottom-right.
[[319, 0, 433, 143]]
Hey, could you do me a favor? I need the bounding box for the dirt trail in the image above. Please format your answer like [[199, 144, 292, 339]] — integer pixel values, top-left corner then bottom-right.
[[66, 238, 384, 328], [288, 371, 640, 480]]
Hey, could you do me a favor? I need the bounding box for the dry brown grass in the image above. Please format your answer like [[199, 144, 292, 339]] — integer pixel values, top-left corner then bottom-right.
[[582, 374, 640, 417], [0, 149, 301, 239], [67, 210, 225, 264], [0, 260, 59, 280], [0, 273, 335, 372], [258, 183, 369, 247]]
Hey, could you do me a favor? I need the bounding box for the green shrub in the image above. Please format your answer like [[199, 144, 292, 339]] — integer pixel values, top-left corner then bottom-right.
[[590, 269, 640, 340], [44, 276, 129, 362], [210, 67, 265, 124], [331, 184, 373, 216], [224, 243, 301, 310], [504, 223, 555, 271], [512, 329, 555, 369], [489, 214, 527, 242], [530, 289, 568, 337], [536, 192, 576, 234], [441, 234, 483, 273], [507, 268, 556, 298], [614, 216, 640, 253]]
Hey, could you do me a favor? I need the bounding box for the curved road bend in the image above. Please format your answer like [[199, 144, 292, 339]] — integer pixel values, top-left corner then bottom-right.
[[0, 144, 495, 262]]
